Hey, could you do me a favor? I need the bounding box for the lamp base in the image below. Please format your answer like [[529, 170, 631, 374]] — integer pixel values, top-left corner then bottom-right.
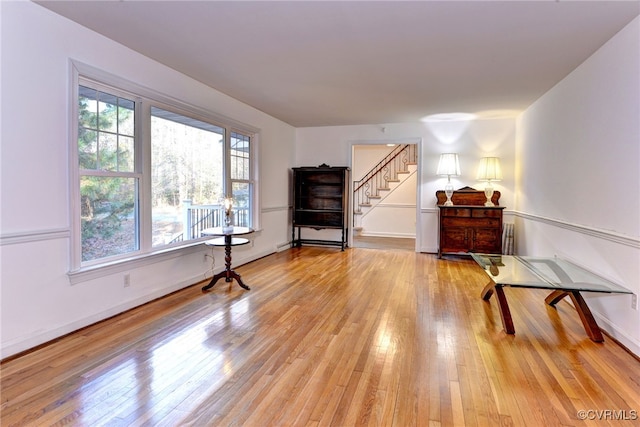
[[444, 182, 454, 206], [484, 185, 495, 206]]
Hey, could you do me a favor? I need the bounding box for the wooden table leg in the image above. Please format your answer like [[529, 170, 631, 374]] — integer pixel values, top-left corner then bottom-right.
[[202, 267, 251, 291], [481, 280, 495, 300], [545, 290, 603, 342], [481, 280, 515, 335], [202, 239, 250, 291], [545, 290, 568, 305]]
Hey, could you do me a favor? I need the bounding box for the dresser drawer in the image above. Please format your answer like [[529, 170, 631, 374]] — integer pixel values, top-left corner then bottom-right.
[[471, 209, 502, 218], [441, 208, 471, 217], [442, 217, 499, 227]]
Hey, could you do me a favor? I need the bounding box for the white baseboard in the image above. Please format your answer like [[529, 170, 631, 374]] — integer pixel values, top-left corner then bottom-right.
[[359, 231, 415, 239], [1, 274, 201, 359], [1, 248, 278, 360]]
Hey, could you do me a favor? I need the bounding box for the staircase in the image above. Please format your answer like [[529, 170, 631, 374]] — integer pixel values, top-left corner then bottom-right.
[[353, 144, 418, 228]]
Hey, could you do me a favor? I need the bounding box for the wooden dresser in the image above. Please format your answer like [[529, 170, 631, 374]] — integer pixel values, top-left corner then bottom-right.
[[436, 187, 504, 258]]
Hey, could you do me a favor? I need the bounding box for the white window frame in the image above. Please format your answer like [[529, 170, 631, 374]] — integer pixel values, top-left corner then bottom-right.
[[68, 61, 260, 283], [228, 130, 255, 226]]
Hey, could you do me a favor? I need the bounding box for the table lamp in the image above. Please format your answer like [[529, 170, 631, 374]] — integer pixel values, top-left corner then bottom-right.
[[436, 153, 460, 206], [477, 157, 502, 206], [222, 197, 234, 232]]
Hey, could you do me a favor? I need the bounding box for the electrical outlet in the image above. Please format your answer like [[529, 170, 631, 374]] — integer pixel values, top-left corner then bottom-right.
[[124, 273, 131, 287], [632, 294, 638, 310]]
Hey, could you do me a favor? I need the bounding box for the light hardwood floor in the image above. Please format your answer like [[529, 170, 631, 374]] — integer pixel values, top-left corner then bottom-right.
[[352, 236, 415, 251], [1, 247, 639, 426]]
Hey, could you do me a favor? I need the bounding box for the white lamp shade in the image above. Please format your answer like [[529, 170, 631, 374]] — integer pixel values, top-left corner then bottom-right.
[[436, 153, 460, 176], [477, 157, 502, 181]]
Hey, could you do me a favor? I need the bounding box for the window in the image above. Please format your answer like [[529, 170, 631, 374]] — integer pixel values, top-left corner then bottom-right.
[[150, 107, 225, 246], [230, 132, 253, 227], [78, 85, 139, 262], [72, 70, 257, 272]]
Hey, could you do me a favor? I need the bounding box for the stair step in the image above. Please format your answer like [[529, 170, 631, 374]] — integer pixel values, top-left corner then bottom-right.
[[360, 203, 372, 207], [354, 210, 363, 215], [369, 196, 381, 199], [397, 171, 410, 174], [378, 187, 390, 191], [387, 179, 400, 183]]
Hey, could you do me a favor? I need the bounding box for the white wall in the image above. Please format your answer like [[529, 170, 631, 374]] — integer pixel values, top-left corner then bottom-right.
[[0, 2, 295, 358], [296, 118, 516, 252], [516, 17, 640, 355], [357, 172, 417, 238]]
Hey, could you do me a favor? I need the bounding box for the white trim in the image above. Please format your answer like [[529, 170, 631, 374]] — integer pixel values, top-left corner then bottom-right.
[[419, 208, 635, 251], [2, 246, 278, 359], [262, 205, 289, 213], [0, 228, 70, 246], [72, 60, 259, 134], [349, 137, 422, 252], [68, 59, 263, 273], [69, 61, 81, 269], [592, 310, 640, 357], [68, 227, 264, 285], [514, 211, 639, 248], [365, 202, 416, 209], [0, 272, 204, 360], [68, 243, 206, 285], [360, 231, 416, 239], [359, 169, 417, 220], [276, 241, 292, 252], [249, 131, 261, 230]]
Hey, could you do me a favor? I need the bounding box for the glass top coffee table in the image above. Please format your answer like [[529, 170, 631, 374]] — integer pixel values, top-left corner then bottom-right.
[[470, 254, 632, 342]]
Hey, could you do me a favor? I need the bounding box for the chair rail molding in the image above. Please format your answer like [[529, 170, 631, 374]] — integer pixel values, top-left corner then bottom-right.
[[0, 228, 70, 246], [514, 211, 639, 249]]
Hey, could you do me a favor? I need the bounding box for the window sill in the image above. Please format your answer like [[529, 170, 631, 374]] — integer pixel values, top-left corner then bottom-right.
[[67, 241, 206, 285]]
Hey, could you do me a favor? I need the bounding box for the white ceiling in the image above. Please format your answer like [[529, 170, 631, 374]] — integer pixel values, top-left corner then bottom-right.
[[36, 1, 639, 127]]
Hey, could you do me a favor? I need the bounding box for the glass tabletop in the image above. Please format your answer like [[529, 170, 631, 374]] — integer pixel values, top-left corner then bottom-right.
[[470, 254, 631, 294]]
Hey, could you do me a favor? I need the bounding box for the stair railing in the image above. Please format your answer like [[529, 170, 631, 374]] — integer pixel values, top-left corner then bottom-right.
[[353, 144, 417, 224]]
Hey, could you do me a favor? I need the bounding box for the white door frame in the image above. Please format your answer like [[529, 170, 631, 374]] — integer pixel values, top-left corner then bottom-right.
[[348, 137, 422, 251]]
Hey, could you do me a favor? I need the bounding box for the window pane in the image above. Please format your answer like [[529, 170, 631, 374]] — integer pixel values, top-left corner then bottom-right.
[[98, 92, 119, 133], [78, 87, 135, 172], [78, 128, 97, 170], [232, 182, 251, 227], [79, 86, 98, 129], [118, 136, 134, 172], [151, 107, 225, 246], [75, 78, 257, 270], [98, 133, 117, 171], [231, 132, 250, 180], [118, 98, 135, 136], [80, 176, 138, 262]]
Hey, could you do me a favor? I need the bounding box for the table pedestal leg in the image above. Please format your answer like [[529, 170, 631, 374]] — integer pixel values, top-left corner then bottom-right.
[[545, 290, 603, 342], [481, 280, 515, 335], [202, 238, 250, 292]]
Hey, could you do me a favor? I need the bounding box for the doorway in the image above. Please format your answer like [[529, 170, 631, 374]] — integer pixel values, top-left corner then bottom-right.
[[349, 139, 420, 251]]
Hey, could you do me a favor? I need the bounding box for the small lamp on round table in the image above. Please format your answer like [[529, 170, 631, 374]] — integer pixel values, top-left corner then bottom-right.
[[222, 197, 234, 233]]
